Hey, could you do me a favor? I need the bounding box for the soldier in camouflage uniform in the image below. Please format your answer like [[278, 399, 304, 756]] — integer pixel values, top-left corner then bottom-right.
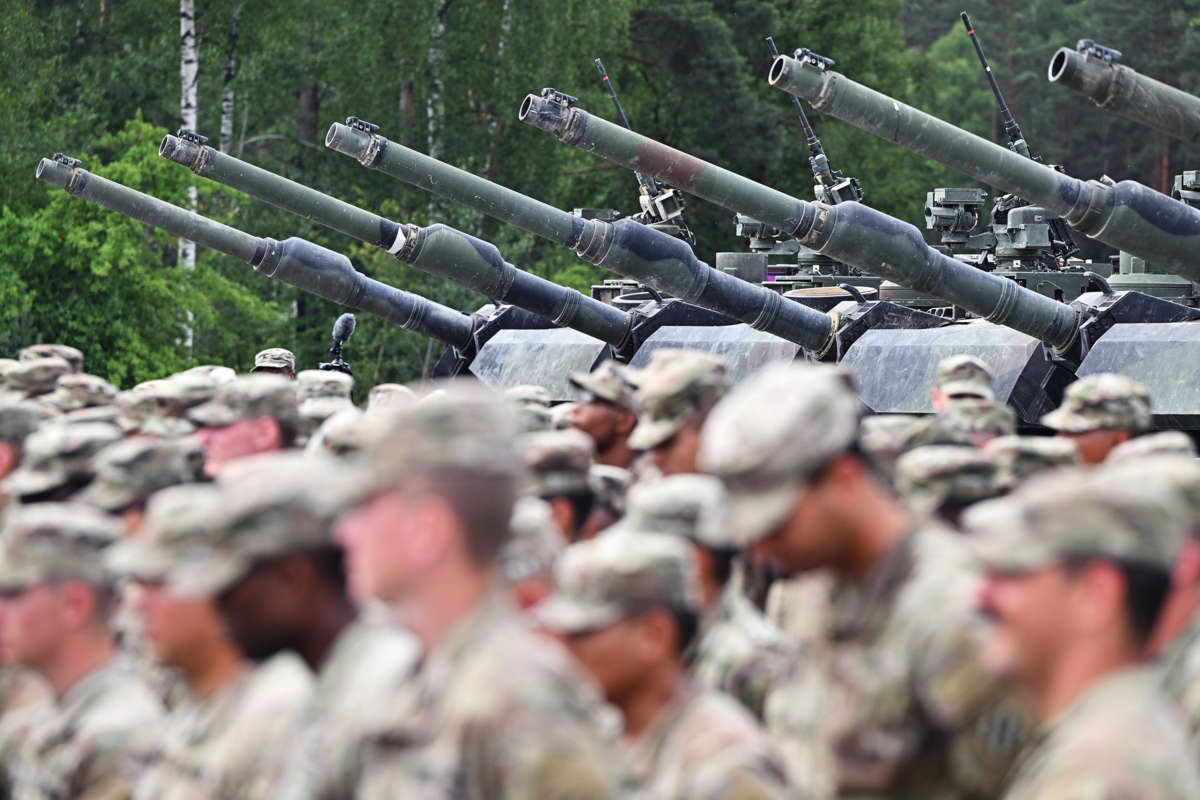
[[894, 445, 1005, 528], [521, 428, 597, 541], [1, 358, 73, 405], [968, 467, 1200, 798], [983, 435, 1079, 487], [501, 496, 565, 610], [1, 421, 122, 504], [858, 414, 925, 486], [187, 373, 300, 477], [580, 463, 632, 538], [0, 503, 164, 799], [0, 402, 57, 484], [103, 484, 313, 799], [78, 437, 204, 534], [917, 398, 1016, 448], [168, 452, 418, 800], [295, 369, 355, 445], [568, 362, 639, 469], [537, 529, 794, 799], [699, 362, 1030, 798], [43, 374, 117, 413], [930, 354, 994, 412], [1041, 372, 1153, 464], [335, 382, 620, 798], [610, 474, 798, 721], [249, 347, 295, 379], [629, 349, 729, 476]]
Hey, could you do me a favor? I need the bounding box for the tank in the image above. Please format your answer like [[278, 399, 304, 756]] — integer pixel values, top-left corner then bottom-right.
[[33, 153, 585, 393], [1048, 41, 1200, 144], [768, 52, 1200, 285], [515, 91, 1200, 426]]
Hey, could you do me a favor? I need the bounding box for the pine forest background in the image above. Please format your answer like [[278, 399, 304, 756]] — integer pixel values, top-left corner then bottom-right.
[[2, 0, 1197, 391]]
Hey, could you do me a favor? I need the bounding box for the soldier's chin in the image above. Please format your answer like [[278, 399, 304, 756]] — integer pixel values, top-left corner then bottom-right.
[[982, 629, 1021, 680]]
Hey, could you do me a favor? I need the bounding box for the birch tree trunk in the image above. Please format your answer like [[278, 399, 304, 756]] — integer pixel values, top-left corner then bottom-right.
[[180, 0, 198, 349], [481, 0, 512, 179], [426, 0, 452, 162], [219, 6, 241, 154]]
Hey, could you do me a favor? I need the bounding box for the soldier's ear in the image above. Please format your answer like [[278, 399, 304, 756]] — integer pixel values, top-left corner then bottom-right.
[[633, 608, 676, 662], [0, 442, 15, 479], [55, 580, 101, 630]]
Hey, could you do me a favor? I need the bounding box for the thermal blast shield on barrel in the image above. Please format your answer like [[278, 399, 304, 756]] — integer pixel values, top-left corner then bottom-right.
[[768, 52, 1200, 284], [1048, 41, 1200, 144]]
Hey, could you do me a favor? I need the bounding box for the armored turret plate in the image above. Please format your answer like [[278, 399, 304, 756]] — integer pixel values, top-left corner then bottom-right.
[[629, 324, 804, 383], [469, 328, 610, 402]]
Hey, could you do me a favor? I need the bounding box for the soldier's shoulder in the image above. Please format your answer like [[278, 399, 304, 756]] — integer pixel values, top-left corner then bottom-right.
[[670, 691, 791, 796], [237, 653, 314, 718], [73, 664, 164, 738]]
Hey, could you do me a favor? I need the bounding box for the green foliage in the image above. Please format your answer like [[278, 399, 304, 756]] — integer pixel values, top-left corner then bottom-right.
[[2, 0, 1196, 386]]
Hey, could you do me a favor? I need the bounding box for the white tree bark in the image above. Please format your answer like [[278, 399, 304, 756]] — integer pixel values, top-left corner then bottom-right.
[[481, 0, 512, 179], [426, 0, 452, 162], [179, 0, 198, 349], [219, 6, 240, 154]]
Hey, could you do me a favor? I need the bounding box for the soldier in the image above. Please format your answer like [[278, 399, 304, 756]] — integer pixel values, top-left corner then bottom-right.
[[501, 496, 565, 610], [521, 428, 597, 541], [78, 437, 204, 534], [0, 503, 164, 799], [568, 362, 639, 469], [930, 354, 994, 412], [334, 382, 619, 798], [18, 345, 84, 374], [295, 369, 355, 445], [187, 374, 300, 477], [858, 413, 924, 485], [537, 529, 793, 798], [506, 385, 555, 433], [629, 349, 729, 476], [1041, 373, 1153, 464], [365, 383, 415, 415], [1, 421, 122, 504], [0, 402, 57, 482], [894, 444, 1005, 528], [580, 464, 632, 538], [968, 469, 1200, 797], [918, 397, 1015, 448], [44, 374, 118, 413], [1, 357, 73, 403], [104, 484, 312, 799], [169, 452, 418, 800], [1108, 429, 1198, 460], [699, 362, 1029, 798], [611, 474, 797, 721], [249, 348, 296, 379], [984, 435, 1080, 487]]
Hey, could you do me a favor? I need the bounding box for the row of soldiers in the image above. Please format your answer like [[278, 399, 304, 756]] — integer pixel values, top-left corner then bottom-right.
[[0, 339, 1196, 798]]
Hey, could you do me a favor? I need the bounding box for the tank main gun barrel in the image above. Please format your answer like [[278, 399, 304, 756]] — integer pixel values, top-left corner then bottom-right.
[[325, 118, 838, 354], [1048, 42, 1200, 144], [769, 53, 1200, 282], [159, 130, 631, 350], [35, 154, 476, 350], [517, 91, 1080, 353]]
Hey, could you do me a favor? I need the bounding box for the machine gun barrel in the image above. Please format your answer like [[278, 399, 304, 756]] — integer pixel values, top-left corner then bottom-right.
[[769, 52, 1200, 282], [961, 12, 1028, 157], [35, 155, 476, 350], [766, 37, 826, 162], [1048, 43, 1200, 144], [517, 92, 1080, 353], [595, 59, 658, 197], [160, 132, 632, 349], [325, 120, 838, 354]]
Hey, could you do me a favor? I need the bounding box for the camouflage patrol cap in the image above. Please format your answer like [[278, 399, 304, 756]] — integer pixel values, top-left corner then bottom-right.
[[505, 384, 553, 408], [917, 400, 1016, 447], [45, 373, 118, 412], [698, 362, 860, 546], [363, 380, 522, 488], [298, 396, 355, 443], [296, 369, 353, 403], [19, 344, 83, 374], [179, 365, 237, 385], [0, 503, 123, 591], [62, 405, 123, 427], [588, 464, 632, 517], [1, 421, 122, 499], [534, 531, 703, 634], [366, 383, 416, 415], [306, 407, 370, 459], [251, 348, 295, 373], [550, 402, 577, 431], [1041, 373, 1152, 434], [936, 354, 994, 401], [167, 454, 347, 597], [895, 445, 1004, 514], [78, 437, 204, 512], [967, 467, 1188, 573], [522, 428, 595, 497], [0, 400, 58, 445], [516, 403, 554, 433], [0, 359, 18, 386], [105, 484, 226, 581], [186, 374, 300, 430], [611, 473, 731, 550], [1108, 431, 1197, 461], [4, 357, 73, 398], [859, 414, 926, 483], [569, 362, 636, 409], [501, 496, 566, 583], [1097, 455, 1200, 533], [984, 435, 1080, 486], [628, 349, 729, 450]]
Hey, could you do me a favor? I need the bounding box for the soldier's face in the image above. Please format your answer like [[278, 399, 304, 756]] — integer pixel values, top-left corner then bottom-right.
[[0, 584, 66, 670], [751, 481, 844, 576], [561, 618, 647, 702], [648, 421, 703, 477], [216, 561, 301, 661], [569, 400, 627, 452], [335, 487, 427, 604], [978, 566, 1071, 683], [192, 417, 281, 477], [132, 580, 227, 667], [1057, 429, 1129, 465]]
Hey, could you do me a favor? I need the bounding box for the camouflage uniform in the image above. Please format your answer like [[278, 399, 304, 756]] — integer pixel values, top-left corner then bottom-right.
[[982, 435, 1079, 486], [0, 503, 164, 800], [699, 362, 1031, 799], [967, 469, 1200, 799], [536, 530, 793, 799], [894, 445, 1004, 517], [521, 428, 594, 498], [935, 354, 994, 401], [0, 668, 52, 798], [1108, 429, 1197, 460], [858, 414, 925, 485], [250, 347, 295, 374], [588, 464, 632, 520], [1040, 372, 1152, 433], [346, 383, 619, 799], [627, 349, 729, 451], [501, 496, 566, 586]]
